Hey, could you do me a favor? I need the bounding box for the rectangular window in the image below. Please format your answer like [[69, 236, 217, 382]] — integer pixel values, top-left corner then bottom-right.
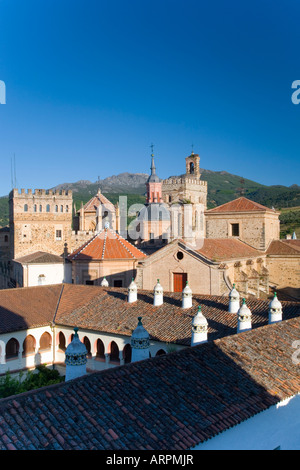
[[113, 279, 123, 287], [85, 280, 94, 285], [231, 223, 240, 237], [56, 230, 62, 240]]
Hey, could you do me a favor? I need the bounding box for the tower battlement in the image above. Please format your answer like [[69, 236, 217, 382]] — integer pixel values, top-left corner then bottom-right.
[[9, 188, 72, 199]]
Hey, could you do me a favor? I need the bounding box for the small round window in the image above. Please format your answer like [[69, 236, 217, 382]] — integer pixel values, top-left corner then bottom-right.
[[177, 251, 184, 260]]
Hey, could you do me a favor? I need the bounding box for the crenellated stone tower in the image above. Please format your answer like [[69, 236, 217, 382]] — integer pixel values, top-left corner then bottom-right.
[[9, 188, 73, 260]]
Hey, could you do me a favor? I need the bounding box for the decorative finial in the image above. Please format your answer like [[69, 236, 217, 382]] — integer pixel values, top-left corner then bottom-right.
[[138, 317, 142, 326], [74, 327, 79, 338], [150, 143, 154, 156], [191, 143, 194, 155], [242, 298, 246, 304]]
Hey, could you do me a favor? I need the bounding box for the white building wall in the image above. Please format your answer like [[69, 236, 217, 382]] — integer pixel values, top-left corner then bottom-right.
[[192, 394, 300, 450], [27, 263, 66, 286]]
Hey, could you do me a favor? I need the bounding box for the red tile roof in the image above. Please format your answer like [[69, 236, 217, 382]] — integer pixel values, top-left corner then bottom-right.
[[2, 284, 299, 346], [267, 240, 300, 256], [14, 251, 64, 264], [206, 197, 275, 213], [196, 238, 263, 261], [68, 228, 147, 261], [0, 316, 300, 449], [81, 190, 114, 213]]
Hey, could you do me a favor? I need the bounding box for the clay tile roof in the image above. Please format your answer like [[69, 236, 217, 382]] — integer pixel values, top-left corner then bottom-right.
[[0, 284, 64, 333], [81, 190, 114, 213], [14, 251, 64, 264], [54, 285, 300, 345], [267, 240, 300, 256], [68, 229, 147, 261], [206, 197, 274, 213], [0, 316, 300, 450], [196, 238, 262, 261]]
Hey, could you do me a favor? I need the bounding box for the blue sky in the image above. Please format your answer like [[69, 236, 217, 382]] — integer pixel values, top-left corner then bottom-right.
[[0, 0, 299, 196]]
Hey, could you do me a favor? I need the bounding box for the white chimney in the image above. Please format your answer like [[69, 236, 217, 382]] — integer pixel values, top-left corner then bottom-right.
[[101, 276, 109, 287], [237, 298, 252, 333], [128, 278, 138, 303], [65, 327, 87, 382], [191, 306, 208, 346], [131, 317, 150, 362], [182, 281, 193, 309], [228, 283, 240, 313], [268, 292, 282, 324], [153, 279, 163, 306]]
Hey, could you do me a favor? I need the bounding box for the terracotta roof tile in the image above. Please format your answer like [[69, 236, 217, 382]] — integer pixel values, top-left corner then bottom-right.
[[0, 317, 300, 449], [14, 251, 64, 264], [267, 240, 300, 256], [81, 191, 115, 213], [68, 229, 147, 261], [196, 238, 262, 261], [206, 197, 275, 213], [1, 284, 300, 344]]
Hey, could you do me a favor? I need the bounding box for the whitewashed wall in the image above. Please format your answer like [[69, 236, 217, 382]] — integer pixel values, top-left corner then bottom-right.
[[192, 394, 300, 450], [0, 324, 184, 376]]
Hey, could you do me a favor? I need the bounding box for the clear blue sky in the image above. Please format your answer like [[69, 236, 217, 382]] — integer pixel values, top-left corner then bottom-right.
[[0, 0, 299, 196]]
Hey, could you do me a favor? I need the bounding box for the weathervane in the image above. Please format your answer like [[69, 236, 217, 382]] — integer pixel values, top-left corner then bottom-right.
[[150, 143, 154, 156]]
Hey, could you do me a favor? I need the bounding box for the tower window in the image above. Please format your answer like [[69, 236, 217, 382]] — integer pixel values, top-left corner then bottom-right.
[[190, 162, 195, 174], [46, 204, 50, 212], [24, 204, 28, 212], [56, 230, 62, 240], [231, 223, 240, 237]]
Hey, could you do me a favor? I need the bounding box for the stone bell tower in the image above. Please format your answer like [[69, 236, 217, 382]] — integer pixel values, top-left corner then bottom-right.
[[185, 151, 201, 179]]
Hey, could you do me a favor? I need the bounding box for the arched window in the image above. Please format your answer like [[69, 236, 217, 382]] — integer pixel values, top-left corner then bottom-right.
[[109, 341, 120, 364], [33, 204, 37, 212], [156, 349, 166, 356], [83, 336, 91, 358], [39, 205, 42, 212], [60, 205, 63, 212], [24, 204, 28, 212], [46, 204, 50, 212], [190, 162, 195, 174], [96, 339, 105, 360], [58, 332, 66, 351], [55, 205, 58, 212], [6, 338, 19, 360], [39, 332, 51, 351], [22, 335, 36, 356], [66, 205, 69, 213], [123, 344, 132, 363]]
